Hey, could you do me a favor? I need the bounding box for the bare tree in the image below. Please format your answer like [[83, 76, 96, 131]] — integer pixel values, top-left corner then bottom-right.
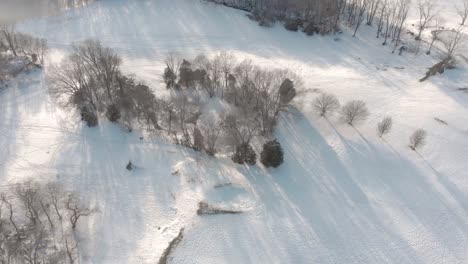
[[65, 193, 95, 230], [366, 0, 381, 25], [376, 0, 389, 38], [46, 182, 64, 220], [15, 182, 42, 226], [163, 53, 181, 89], [201, 118, 223, 156], [0, 181, 87, 264], [65, 236, 78, 264], [456, 0, 468, 25], [416, 0, 438, 40], [217, 52, 236, 99], [426, 18, 444, 55], [313, 93, 340, 118], [209, 55, 223, 97], [250, 69, 298, 135], [170, 92, 201, 145], [224, 114, 258, 146], [192, 54, 216, 97], [391, 0, 411, 53], [341, 100, 369, 126], [409, 129, 427, 150], [381, 1, 396, 45], [73, 40, 121, 103], [48, 53, 98, 111], [1, 195, 19, 233], [0, 23, 48, 67], [0, 23, 18, 56], [441, 26, 465, 59], [377, 116, 392, 137], [20, 227, 50, 264], [0, 53, 10, 83]]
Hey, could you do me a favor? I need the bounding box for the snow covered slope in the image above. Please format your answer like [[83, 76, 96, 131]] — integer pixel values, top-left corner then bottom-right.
[[1, 0, 467, 263]]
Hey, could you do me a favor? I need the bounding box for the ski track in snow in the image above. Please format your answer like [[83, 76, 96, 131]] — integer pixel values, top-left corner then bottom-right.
[[0, 0, 467, 263]]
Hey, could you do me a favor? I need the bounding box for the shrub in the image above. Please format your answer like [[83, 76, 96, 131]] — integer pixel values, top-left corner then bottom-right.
[[106, 104, 121, 122], [126, 160, 134, 171], [232, 143, 257, 165], [80, 106, 98, 127], [260, 140, 284, 168]]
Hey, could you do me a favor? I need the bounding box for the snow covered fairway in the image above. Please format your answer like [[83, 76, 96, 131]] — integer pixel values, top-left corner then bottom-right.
[[1, 0, 468, 263]]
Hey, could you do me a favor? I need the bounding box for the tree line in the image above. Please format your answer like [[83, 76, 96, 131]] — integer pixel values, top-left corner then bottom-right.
[[48, 39, 434, 168], [206, 0, 412, 40], [207, 0, 466, 63]]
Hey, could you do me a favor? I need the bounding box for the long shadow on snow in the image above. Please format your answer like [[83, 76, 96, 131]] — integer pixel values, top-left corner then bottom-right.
[[52, 122, 163, 263], [234, 110, 465, 263], [0, 70, 45, 182]]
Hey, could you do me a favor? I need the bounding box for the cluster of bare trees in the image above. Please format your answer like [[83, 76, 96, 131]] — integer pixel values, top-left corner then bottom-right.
[[313, 93, 369, 129], [162, 53, 298, 164], [313, 92, 428, 152], [0, 181, 94, 264], [50, 44, 298, 166], [0, 23, 47, 84], [0, 23, 47, 65], [211, 0, 467, 59], [207, 0, 412, 41], [207, 0, 344, 34], [414, 0, 467, 60], [372, 0, 411, 52], [48, 40, 163, 130]]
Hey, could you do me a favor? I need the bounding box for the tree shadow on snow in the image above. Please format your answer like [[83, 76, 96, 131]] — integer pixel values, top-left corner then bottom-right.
[[219, 110, 468, 263]]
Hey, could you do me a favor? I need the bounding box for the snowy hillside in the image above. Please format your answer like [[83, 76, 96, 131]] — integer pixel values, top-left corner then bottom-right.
[[1, 0, 468, 263]]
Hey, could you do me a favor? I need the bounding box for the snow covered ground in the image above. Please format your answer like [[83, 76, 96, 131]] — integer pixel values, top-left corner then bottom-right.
[[1, 0, 468, 263]]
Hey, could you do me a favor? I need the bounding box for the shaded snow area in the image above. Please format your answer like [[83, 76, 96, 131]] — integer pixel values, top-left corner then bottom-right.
[[0, 0, 467, 263]]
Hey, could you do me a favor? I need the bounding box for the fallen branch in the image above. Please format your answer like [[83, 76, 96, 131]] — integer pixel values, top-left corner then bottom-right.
[[196, 201, 243, 215], [158, 228, 184, 264], [419, 58, 451, 82]]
